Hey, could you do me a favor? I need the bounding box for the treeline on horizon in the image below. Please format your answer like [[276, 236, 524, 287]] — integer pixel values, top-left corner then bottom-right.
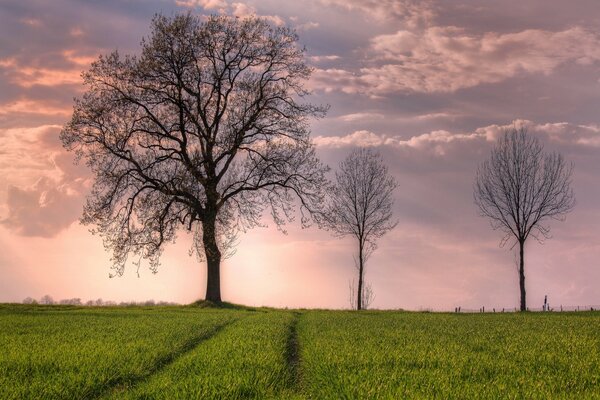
[[20, 295, 178, 307]]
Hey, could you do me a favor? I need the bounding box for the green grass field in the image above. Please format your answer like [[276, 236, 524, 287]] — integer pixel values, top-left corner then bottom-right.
[[1, 304, 599, 399]]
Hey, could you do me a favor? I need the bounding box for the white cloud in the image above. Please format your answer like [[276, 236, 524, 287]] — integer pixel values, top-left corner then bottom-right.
[[175, 0, 228, 11], [175, 1, 285, 26], [334, 111, 459, 123], [296, 21, 319, 31], [2, 177, 84, 237], [308, 55, 340, 64], [336, 112, 384, 122], [0, 125, 91, 237], [370, 27, 600, 92], [412, 112, 459, 121], [313, 130, 388, 148], [312, 26, 600, 95], [0, 50, 94, 88], [319, 0, 434, 28], [314, 129, 481, 155], [314, 120, 600, 151], [0, 99, 70, 117], [231, 2, 285, 26], [309, 68, 364, 94]]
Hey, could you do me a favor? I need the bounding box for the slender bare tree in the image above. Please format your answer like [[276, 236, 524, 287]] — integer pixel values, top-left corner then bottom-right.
[[325, 149, 398, 310], [61, 14, 328, 303], [474, 127, 575, 311]]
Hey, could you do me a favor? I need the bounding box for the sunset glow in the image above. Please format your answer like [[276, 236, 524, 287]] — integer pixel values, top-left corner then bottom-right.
[[1, 0, 599, 310]]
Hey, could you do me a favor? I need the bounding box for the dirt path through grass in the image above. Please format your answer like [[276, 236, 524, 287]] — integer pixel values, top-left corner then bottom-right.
[[285, 311, 301, 392]]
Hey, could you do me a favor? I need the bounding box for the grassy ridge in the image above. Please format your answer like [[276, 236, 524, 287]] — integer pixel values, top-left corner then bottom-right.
[[1, 305, 600, 399], [298, 311, 600, 399], [0, 305, 241, 399]]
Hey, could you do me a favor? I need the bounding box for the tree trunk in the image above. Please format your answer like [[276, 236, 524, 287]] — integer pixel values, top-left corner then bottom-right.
[[519, 239, 526, 311], [357, 240, 364, 311], [203, 210, 222, 303]]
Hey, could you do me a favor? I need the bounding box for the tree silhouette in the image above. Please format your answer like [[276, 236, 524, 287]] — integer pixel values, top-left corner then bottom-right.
[[474, 127, 574, 311], [325, 149, 397, 310], [61, 14, 328, 302]]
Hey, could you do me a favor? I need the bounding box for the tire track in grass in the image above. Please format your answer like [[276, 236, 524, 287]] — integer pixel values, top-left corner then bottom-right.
[[117, 311, 301, 399], [91, 315, 244, 399], [286, 311, 302, 392]]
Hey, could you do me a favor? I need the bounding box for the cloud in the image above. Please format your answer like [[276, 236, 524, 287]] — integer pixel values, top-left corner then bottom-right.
[[0, 99, 71, 117], [308, 55, 340, 63], [314, 119, 600, 151], [0, 125, 63, 176], [0, 49, 94, 88], [335, 111, 460, 123], [309, 68, 364, 94], [230, 2, 285, 26], [314, 129, 483, 156], [174, 0, 286, 26], [336, 112, 384, 122], [0, 125, 90, 237], [312, 26, 600, 95], [319, 0, 435, 28], [2, 177, 84, 237], [175, 0, 228, 11], [296, 21, 319, 31], [313, 130, 388, 148], [19, 17, 42, 27]]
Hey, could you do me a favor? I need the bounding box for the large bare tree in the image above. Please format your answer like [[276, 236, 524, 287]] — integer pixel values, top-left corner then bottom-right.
[[474, 127, 574, 311], [325, 149, 398, 310], [61, 14, 328, 303]]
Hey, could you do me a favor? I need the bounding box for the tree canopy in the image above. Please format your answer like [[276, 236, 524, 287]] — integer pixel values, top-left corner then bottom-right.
[[61, 14, 328, 301], [474, 127, 574, 310]]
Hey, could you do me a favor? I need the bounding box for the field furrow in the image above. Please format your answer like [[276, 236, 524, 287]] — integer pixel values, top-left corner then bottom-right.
[[0, 306, 242, 400], [116, 310, 300, 399], [2, 306, 600, 399]]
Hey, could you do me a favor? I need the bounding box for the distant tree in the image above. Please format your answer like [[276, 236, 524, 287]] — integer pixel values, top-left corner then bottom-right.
[[348, 279, 375, 310], [61, 13, 328, 303], [59, 298, 82, 305], [474, 127, 575, 311], [40, 295, 54, 305], [22, 297, 37, 304], [325, 149, 398, 310], [94, 298, 104, 306]]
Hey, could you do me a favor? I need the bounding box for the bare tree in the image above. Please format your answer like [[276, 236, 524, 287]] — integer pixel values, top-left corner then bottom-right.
[[40, 295, 54, 305], [474, 127, 574, 311], [349, 279, 375, 310], [61, 14, 328, 302], [325, 149, 398, 310]]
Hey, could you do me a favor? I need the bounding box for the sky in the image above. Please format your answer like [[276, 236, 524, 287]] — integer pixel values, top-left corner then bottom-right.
[[1, 0, 599, 310]]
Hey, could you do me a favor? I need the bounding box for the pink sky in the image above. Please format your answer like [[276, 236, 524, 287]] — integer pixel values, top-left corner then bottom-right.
[[1, 0, 599, 309]]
